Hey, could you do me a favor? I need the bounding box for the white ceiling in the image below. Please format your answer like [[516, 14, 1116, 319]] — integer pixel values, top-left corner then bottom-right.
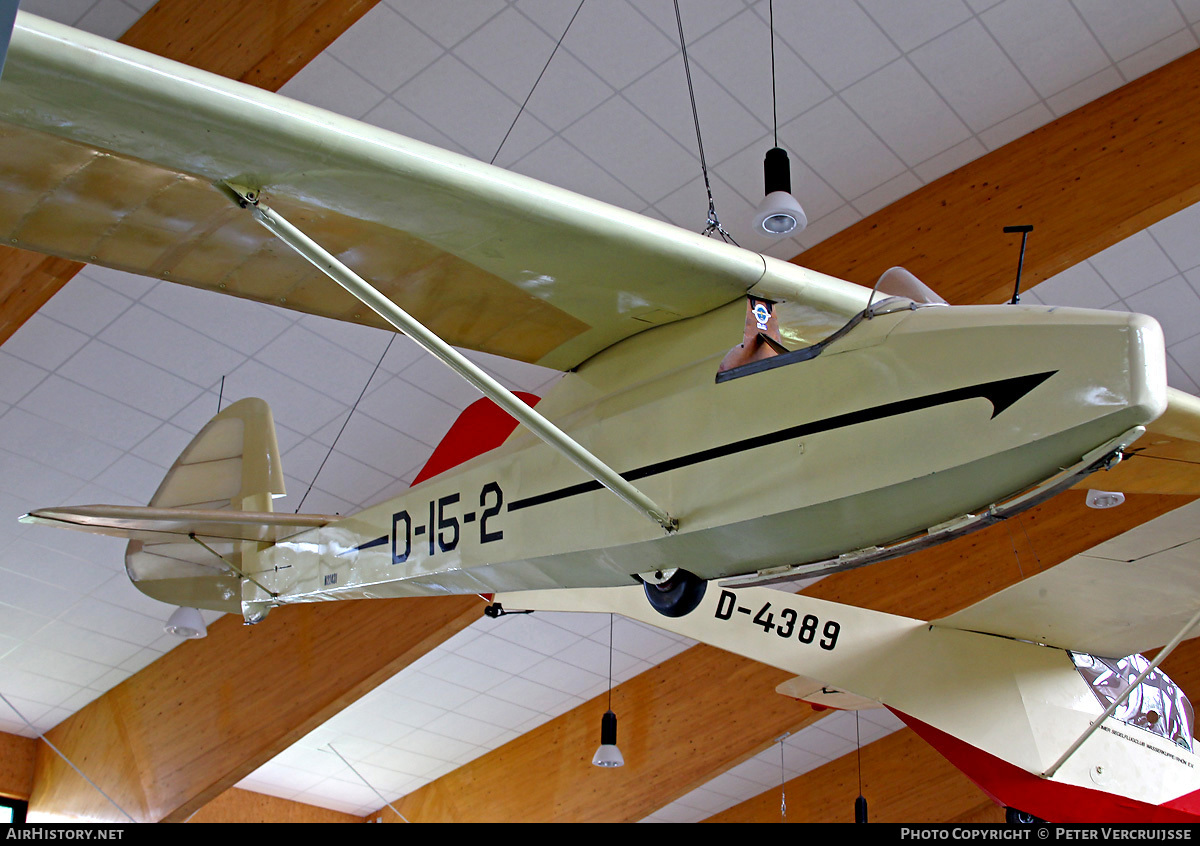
[[2, 0, 1200, 823]]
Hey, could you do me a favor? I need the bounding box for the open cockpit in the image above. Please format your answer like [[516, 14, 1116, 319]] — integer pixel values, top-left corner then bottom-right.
[[1071, 652, 1195, 751], [718, 266, 948, 382]]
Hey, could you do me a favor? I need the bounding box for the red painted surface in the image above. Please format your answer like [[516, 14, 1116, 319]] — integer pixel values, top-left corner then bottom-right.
[[893, 709, 1200, 823], [411, 393, 541, 487]]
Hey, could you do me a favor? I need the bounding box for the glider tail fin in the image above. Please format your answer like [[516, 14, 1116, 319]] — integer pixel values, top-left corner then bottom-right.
[[124, 397, 286, 615], [143, 396, 285, 513]]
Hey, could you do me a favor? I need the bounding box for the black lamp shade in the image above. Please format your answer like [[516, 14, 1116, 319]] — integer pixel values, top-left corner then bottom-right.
[[764, 147, 792, 195]]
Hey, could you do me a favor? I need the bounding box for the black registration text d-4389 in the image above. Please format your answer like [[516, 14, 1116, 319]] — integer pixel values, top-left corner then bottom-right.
[[714, 589, 840, 650]]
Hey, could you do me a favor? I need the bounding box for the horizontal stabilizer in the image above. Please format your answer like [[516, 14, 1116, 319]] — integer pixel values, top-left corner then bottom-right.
[[20, 505, 334, 544], [23, 397, 310, 615], [775, 675, 883, 711]]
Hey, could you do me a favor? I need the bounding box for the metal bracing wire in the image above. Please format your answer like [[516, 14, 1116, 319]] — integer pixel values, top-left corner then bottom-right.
[[672, 0, 738, 245]]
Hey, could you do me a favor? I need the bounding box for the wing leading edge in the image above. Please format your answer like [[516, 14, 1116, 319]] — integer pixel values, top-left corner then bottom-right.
[[0, 13, 870, 370], [935, 499, 1200, 659], [940, 391, 1200, 656]]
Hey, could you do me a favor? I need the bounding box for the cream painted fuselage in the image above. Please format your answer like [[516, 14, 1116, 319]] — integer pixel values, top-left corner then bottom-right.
[[244, 298, 1166, 617]]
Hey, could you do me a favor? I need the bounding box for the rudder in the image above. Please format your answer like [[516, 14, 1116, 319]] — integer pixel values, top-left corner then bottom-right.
[[125, 398, 285, 614]]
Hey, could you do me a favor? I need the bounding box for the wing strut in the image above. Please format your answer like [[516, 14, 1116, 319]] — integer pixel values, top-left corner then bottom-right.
[[226, 185, 678, 534]]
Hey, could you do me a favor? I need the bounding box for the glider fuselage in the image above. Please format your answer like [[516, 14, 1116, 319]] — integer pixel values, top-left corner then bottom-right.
[[242, 297, 1166, 617]]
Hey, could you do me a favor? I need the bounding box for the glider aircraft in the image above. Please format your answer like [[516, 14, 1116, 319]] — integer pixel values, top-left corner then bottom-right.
[[7, 12, 1200, 822], [8, 12, 1196, 618]]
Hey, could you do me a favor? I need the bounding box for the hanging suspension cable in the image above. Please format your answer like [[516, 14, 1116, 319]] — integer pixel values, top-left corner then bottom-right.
[[328, 743, 410, 822], [296, 335, 395, 513], [672, 0, 738, 245], [770, 0, 778, 149], [491, 0, 586, 166], [855, 712, 869, 823], [0, 691, 136, 822], [607, 612, 614, 710], [775, 731, 790, 819]]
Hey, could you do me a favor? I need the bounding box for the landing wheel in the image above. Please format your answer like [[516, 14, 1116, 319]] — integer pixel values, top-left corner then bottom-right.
[[1005, 807, 1043, 824], [643, 569, 706, 618]]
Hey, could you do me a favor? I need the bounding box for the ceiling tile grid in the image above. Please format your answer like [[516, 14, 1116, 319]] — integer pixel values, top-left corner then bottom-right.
[[644, 707, 906, 823], [275, 0, 1200, 260], [1021, 200, 1200, 394], [244, 611, 695, 815]]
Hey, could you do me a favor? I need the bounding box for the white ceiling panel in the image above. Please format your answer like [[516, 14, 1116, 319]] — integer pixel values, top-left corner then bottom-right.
[[909, 18, 1038, 132], [329, 5, 443, 92], [391, 0, 508, 49], [692, 4, 831, 129], [774, 1, 898, 91], [857, 0, 973, 52], [1117, 28, 1200, 80], [980, 0, 1110, 97], [1077, 0, 1187, 62], [841, 59, 971, 167], [783, 97, 906, 202], [1089, 231, 1179, 299], [563, 0, 678, 92], [278, 51, 388, 121]]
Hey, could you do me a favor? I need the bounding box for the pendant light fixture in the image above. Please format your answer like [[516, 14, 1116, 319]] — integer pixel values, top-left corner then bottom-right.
[[592, 613, 624, 767], [164, 606, 206, 639], [592, 709, 623, 768], [753, 0, 806, 237]]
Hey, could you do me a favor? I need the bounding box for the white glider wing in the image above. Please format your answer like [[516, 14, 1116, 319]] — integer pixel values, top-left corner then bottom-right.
[[0, 12, 869, 371], [935, 499, 1200, 659], [1081, 388, 1200, 495]]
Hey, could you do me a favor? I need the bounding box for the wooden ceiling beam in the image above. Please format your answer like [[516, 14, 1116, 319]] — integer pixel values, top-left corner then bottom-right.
[[186, 786, 362, 824], [796, 48, 1200, 305], [0, 0, 380, 346], [372, 492, 1193, 822], [705, 725, 1004, 824], [30, 596, 481, 822], [120, 0, 379, 89], [0, 730, 35, 801], [382, 639, 817, 823]]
